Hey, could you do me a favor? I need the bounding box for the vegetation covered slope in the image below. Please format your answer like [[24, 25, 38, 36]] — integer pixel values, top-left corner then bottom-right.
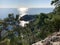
[[0, 0, 60, 45]]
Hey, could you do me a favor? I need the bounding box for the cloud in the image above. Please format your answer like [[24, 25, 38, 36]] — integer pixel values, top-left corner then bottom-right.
[[0, 5, 18, 8], [0, 5, 54, 8], [0, 0, 54, 8]]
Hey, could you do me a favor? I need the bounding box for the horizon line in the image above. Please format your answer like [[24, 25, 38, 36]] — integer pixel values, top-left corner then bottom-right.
[[0, 7, 55, 8]]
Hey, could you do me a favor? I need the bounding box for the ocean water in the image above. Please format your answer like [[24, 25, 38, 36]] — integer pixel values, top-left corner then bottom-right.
[[0, 8, 54, 19]]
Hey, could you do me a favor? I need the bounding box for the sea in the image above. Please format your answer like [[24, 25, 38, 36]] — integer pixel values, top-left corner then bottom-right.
[[0, 8, 54, 19]]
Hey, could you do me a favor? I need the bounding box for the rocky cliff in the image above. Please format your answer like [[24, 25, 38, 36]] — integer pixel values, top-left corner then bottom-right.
[[32, 32, 60, 45]]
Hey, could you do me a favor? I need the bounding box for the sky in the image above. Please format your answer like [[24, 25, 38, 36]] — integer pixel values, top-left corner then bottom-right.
[[0, 0, 54, 8]]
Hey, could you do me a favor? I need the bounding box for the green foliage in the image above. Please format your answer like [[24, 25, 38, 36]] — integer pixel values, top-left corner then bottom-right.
[[51, 0, 59, 5], [1, 12, 60, 45], [0, 0, 60, 45]]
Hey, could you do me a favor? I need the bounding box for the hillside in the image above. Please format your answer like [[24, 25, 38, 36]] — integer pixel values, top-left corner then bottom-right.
[[32, 32, 60, 45]]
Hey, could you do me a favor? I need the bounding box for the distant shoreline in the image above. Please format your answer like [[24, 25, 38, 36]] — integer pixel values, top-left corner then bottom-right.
[[0, 8, 53, 19]]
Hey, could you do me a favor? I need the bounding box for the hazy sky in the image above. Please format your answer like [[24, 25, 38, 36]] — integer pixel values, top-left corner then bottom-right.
[[0, 0, 54, 8]]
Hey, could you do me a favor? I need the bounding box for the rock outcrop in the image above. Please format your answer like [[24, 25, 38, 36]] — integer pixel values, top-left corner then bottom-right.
[[32, 32, 60, 45]]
